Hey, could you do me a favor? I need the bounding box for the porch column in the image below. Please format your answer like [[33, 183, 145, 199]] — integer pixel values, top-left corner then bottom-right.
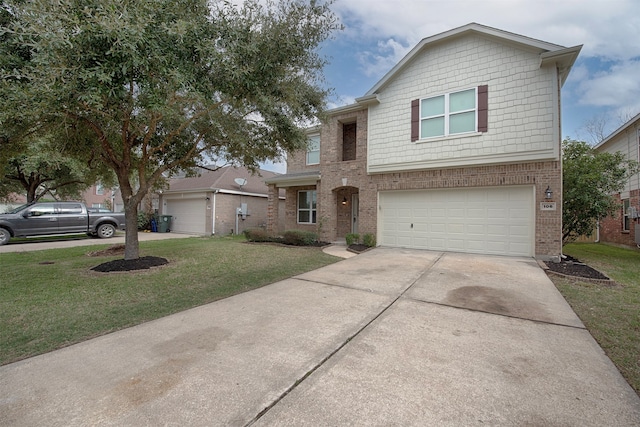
[[267, 184, 279, 233]]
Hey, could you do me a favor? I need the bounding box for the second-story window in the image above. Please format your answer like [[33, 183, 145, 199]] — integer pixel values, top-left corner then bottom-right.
[[421, 88, 476, 138], [95, 183, 105, 195], [342, 122, 356, 161], [306, 135, 320, 165]]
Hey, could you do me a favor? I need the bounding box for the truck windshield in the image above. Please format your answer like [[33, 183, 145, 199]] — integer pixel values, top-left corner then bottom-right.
[[4, 203, 31, 214]]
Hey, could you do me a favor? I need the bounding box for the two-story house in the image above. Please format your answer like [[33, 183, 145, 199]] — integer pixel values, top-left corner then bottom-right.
[[594, 112, 640, 247], [265, 23, 581, 260]]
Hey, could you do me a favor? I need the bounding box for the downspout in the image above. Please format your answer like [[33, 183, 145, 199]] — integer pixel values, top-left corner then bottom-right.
[[212, 190, 218, 235], [556, 65, 564, 262], [595, 220, 600, 243]]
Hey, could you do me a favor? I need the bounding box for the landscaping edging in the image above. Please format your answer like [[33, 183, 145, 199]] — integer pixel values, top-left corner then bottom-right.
[[538, 260, 617, 286]]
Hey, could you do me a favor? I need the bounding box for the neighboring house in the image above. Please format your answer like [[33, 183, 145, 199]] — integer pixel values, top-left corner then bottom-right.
[[266, 23, 581, 260], [0, 185, 118, 212], [0, 194, 27, 213], [159, 166, 285, 235], [594, 112, 640, 247], [1, 185, 141, 214], [82, 184, 120, 211]]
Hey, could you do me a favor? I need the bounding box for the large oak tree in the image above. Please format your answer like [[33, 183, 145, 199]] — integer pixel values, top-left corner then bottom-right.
[[2, 0, 339, 259]]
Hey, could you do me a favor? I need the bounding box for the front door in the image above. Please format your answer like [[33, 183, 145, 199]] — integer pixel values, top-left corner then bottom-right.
[[351, 194, 359, 234]]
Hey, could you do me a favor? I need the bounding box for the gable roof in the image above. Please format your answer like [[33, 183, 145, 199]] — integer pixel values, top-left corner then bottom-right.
[[595, 112, 640, 150], [165, 166, 281, 196], [363, 22, 582, 97]]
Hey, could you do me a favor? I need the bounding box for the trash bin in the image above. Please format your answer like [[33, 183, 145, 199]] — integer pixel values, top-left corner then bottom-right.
[[158, 215, 172, 232]]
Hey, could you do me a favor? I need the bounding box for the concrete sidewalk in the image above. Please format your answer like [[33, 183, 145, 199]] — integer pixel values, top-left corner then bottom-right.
[[1, 248, 639, 426]]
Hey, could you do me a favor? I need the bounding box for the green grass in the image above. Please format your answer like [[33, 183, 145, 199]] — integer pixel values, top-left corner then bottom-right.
[[551, 242, 640, 396], [0, 235, 340, 365]]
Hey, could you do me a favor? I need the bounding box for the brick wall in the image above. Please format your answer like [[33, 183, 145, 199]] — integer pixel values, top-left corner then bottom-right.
[[599, 190, 639, 247], [82, 185, 114, 208], [369, 161, 562, 257], [283, 185, 319, 234], [287, 131, 321, 173], [214, 194, 275, 236], [277, 104, 562, 258]]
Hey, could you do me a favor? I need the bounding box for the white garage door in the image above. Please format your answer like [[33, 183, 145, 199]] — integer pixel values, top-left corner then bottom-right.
[[164, 197, 206, 234], [378, 186, 534, 256]]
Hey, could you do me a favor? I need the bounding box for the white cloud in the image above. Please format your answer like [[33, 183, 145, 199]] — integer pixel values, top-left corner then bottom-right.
[[577, 59, 640, 111], [332, 0, 639, 61], [260, 159, 287, 174], [356, 38, 412, 78], [326, 0, 640, 139], [327, 95, 356, 110]]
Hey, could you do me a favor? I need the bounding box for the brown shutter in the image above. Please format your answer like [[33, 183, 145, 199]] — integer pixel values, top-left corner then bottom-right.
[[411, 99, 420, 141], [477, 85, 488, 133]]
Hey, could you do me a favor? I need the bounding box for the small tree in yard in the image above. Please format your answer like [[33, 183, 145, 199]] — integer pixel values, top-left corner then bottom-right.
[[0, 136, 109, 203], [2, 0, 340, 260], [562, 139, 638, 243]]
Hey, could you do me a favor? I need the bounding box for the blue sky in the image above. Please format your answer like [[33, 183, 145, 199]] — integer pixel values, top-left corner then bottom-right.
[[263, 0, 640, 173]]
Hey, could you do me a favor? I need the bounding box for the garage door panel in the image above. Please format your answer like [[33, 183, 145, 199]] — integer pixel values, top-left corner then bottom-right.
[[379, 186, 534, 257], [467, 208, 485, 218], [447, 223, 465, 234], [467, 240, 485, 251], [165, 198, 206, 234], [468, 224, 485, 234], [509, 225, 529, 237], [429, 238, 446, 250]]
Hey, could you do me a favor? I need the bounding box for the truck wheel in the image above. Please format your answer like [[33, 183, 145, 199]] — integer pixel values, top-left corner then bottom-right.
[[0, 228, 10, 245], [96, 224, 116, 239]]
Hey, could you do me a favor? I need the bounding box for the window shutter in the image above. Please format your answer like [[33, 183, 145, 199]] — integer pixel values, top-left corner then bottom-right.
[[477, 85, 488, 132], [411, 99, 419, 141]]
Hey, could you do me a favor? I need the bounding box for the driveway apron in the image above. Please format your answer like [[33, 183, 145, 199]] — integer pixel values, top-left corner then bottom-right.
[[1, 248, 639, 426]]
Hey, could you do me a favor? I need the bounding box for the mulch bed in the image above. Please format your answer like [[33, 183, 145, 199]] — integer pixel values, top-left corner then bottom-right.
[[347, 244, 371, 254], [544, 255, 611, 282], [90, 256, 168, 272], [88, 244, 168, 272]]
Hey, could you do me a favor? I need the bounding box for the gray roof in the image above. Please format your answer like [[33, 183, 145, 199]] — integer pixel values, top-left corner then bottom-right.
[[165, 166, 282, 195]]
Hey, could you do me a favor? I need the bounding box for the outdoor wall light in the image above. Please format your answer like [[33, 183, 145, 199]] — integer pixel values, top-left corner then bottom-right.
[[342, 196, 348, 205], [545, 186, 553, 200]]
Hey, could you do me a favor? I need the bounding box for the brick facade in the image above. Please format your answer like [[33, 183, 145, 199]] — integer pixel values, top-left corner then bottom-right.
[[265, 24, 577, 259], [598, 190, 639, 247], [594, 113, 640, 248], [274, 105, 562, 257]]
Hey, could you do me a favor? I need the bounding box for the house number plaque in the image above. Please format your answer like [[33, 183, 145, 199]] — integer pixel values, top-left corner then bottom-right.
[[540, 202, 556, 211]]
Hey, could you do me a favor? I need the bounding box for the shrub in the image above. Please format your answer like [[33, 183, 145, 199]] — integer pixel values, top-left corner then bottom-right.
[[137, 212, 152, 230], [283, 230, 318, 246], [345, 233, 360, 246], [243, 228, 276, 243], [362, 233, 376, 247]]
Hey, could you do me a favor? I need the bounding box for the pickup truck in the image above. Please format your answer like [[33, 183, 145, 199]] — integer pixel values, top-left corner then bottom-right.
[[0, 201, 126, 245]]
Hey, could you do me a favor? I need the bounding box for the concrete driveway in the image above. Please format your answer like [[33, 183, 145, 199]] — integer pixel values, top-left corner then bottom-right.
[[0, 231, 195, 253], [1, 248, 639, 426]]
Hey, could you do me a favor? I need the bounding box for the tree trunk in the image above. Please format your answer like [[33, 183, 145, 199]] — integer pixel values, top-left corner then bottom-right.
[[123, 201, 140, 260]]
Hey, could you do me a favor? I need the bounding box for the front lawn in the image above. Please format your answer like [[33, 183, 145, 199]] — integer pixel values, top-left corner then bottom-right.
[[551, 242, 640, 396], [0, 236, 340, 365]]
